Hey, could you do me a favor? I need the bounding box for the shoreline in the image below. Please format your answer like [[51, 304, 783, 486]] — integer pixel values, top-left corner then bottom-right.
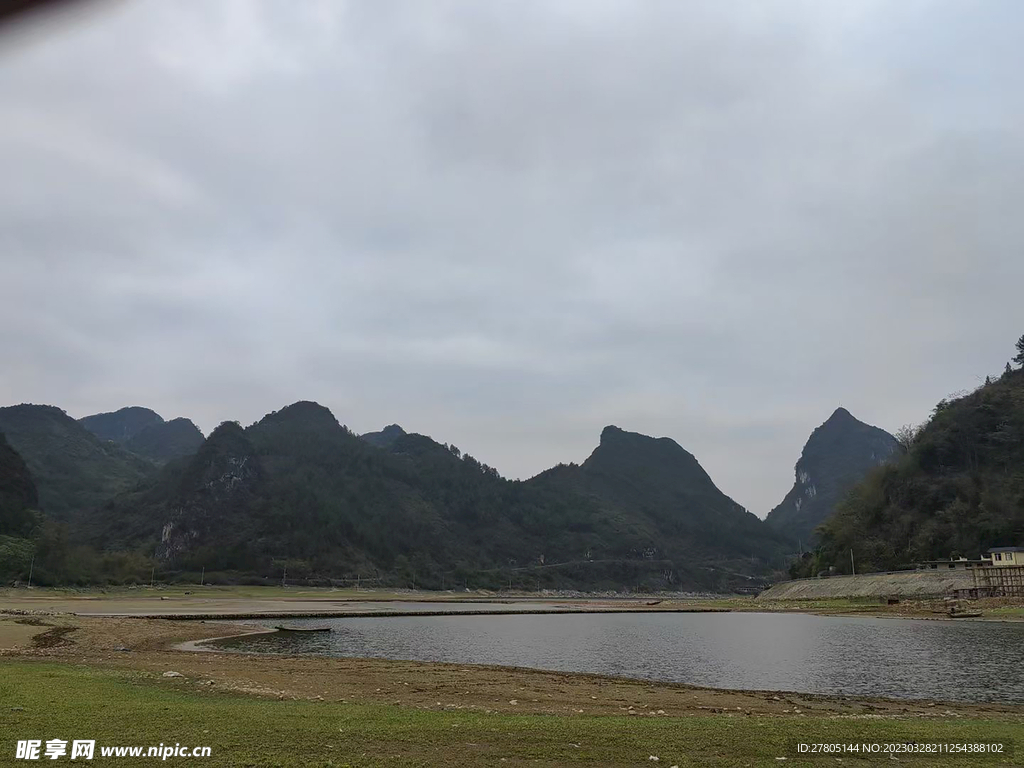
[[3, 609, 1024, 737], [175, 621, 1022, 711], [174, 625, 278, 652]]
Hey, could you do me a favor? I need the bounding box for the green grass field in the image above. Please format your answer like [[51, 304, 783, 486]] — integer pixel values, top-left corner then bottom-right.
[[1, 662, 1021, 766], [982, 606, 1024, 618]]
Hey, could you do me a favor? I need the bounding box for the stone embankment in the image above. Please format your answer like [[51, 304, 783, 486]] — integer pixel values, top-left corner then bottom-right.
[[758, 569, 977, 600]]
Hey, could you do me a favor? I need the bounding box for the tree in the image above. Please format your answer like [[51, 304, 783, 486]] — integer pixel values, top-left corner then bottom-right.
[[894, 424, 921, 453], [1014, 334, 1024, 367]]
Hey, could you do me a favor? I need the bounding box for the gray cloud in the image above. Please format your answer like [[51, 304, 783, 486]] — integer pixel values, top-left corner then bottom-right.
[[1, 0, 1022, 515]]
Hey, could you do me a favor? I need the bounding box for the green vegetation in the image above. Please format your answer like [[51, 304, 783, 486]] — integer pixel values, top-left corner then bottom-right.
[[125, 417, 204, 463], [0, 428, 163, 589], [78, 406, 164, 444], [533, 426, 785, 568], [983, 605, 1024, 618], [79, 406, 204, 464], [794, 362, 1024, 577], [4, 400, 792, 589], [84, 404, 788, 591], [0, 405, 154, 522], [0, 430, 41, 584], [0, 431, 38, 540], [1, 662, 1021, 767]]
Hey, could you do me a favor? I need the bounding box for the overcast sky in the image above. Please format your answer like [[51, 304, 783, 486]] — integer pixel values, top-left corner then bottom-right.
[[1, 0, 1022, 516]]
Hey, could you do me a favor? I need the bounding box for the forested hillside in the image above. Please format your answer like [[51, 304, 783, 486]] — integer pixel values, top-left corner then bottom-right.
[[796, 366, 1024, 576], [0, 431, 38, 539], [80, 406, 204, 463], [83, 402, 787, 590], [0, 432, 40, 582], [0, 405, 154, 521], [123, 417, 204, 463], [531, 426, 788, 573], [79, 407, 163, 443]]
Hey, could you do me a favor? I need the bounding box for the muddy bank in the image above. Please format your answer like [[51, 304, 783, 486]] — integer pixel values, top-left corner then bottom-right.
[[0, 616, 51, 649]]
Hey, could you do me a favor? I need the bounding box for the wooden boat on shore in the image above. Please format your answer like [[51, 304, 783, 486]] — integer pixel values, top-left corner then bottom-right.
[[274, 625, 332, 633], [948, 610, 982, 618]]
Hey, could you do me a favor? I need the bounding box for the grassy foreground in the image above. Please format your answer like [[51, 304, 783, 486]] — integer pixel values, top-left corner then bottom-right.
[[1, 662, 1021, 767]]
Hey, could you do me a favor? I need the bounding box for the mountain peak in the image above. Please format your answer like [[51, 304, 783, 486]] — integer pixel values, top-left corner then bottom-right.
[[4, 403, 69, 419], [258, 401, 340, 430], [125, 417, 204, 464], [80, 407, 164, 443], [533, 424, 781, 564], [599, 424, 626, 443], [281, 400, 336, 418], [361, 423, 407, 449], [821, 407, 862, 429], [766, 409, 898, 542], [811, 408, 890, 446], [157, 421, 262, 561], [0, 404, 154, 521], [594, 425, 690, 458], [187, 421, 258, 480], [597, 425, 673, 449], [205, 420, 248, 446], [584, 426, 722, 498]]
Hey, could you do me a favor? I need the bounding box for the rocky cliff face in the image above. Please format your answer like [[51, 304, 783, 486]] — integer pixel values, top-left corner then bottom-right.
[[765, 407, 898, 544], [156, 421, 263, 561]]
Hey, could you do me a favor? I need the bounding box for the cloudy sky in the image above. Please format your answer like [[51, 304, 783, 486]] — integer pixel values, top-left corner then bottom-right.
[[1, 0, 1022, 516]]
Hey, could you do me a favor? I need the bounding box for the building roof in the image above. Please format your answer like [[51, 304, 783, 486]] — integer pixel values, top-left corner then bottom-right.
[[988, 547, 1024, 553]]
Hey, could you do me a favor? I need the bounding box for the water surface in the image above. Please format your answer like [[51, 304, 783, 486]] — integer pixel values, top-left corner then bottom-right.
[[216, 611, 1024, 703]]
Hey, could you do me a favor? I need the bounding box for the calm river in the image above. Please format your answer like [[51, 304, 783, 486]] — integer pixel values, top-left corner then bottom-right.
[[215, 611, 1024, 703]]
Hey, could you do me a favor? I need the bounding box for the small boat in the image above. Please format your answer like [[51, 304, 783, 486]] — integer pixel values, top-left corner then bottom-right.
[[274, 625, 332, 633], [646, 600, 663, 606], [948, 611, 982, 619]]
